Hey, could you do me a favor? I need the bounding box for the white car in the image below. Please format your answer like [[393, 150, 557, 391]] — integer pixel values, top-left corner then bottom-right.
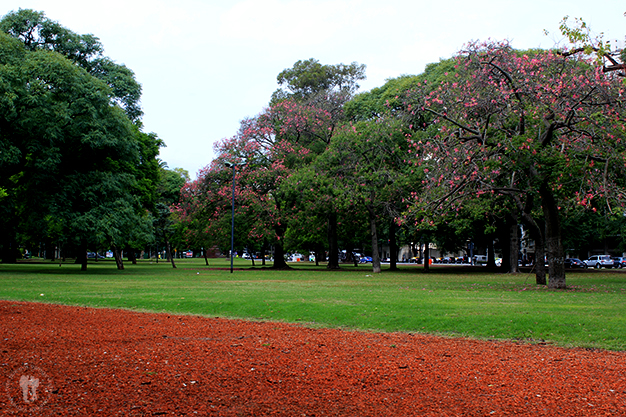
[[583, 255, 613, 269]]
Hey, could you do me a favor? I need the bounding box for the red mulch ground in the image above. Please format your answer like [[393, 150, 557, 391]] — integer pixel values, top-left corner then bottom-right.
[[1, 301, 625, 416]]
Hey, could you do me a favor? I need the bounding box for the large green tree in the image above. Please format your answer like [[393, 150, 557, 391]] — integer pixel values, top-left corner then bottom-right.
[[0, 10, 161, 267], [316, 118, 419, 272]]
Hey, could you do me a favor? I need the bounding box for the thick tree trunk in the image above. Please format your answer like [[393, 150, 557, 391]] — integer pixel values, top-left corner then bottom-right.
[[501, 222, 511, 271], [534, 234, 547, 285], [78, 243, 88, 271], [540, 183, 565, 289], [113, 248, 125, 270], [127, 247, 137, 265], [424, 241, 430, 272], [46, 240, 56, 261], [389, 220, 398, 271], [314, 247, 321, 266], [272, 240, 289, 269], [327, 212, 340, 269], [367, 204, 381, 274], [1, 234, 18, 264]]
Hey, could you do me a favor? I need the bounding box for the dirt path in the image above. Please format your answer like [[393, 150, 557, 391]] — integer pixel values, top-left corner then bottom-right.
[[1, 301, 625, 416]]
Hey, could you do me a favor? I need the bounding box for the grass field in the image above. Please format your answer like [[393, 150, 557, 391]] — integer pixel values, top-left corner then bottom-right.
[[1, 258, 625, 350]]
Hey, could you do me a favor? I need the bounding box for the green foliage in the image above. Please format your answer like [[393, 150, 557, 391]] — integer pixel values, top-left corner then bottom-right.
[[157, 166, 188, 206], [0, 8, 143, 121], [272, 58, 366, 104], [0, 11, 161, 265], [345, 59, 457, 122], [0, 8, 103, 66]]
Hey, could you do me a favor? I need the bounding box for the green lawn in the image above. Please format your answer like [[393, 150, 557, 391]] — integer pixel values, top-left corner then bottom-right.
[[1, 258, 625, 350]]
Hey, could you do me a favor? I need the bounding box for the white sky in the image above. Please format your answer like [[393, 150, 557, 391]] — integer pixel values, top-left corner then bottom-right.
[[3, 0, 625, 178]]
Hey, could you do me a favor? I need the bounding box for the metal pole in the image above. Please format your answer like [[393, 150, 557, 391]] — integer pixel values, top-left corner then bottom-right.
[[230, 164, 236, 274]]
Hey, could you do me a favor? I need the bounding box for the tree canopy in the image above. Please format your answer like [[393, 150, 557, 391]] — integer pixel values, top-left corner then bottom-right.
[[0, 9, 162, 268]]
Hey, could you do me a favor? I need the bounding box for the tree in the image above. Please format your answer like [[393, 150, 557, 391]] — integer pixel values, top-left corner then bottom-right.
[[153, 203, 177, 269], [272, 58, 366, 105], [0, 9, 143, 121], [0, 11, 161, 267], [317, 118, 419, 273], [176, 162, 230, 265], [401, 41, 626, 288]]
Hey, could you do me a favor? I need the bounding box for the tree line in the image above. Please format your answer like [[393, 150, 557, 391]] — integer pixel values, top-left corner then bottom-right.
[[2, 10, 625, 289], [176, 19, 626, 289]]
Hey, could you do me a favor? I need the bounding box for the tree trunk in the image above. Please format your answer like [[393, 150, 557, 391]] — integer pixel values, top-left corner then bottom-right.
[[45, 240, 55, 261], [540, 182, 565, 289], [389, 220, 398, 271], [0, 234, 18, 264], [113, 248, 125, 270], [78, 243, 88, 271], [367, 204, 381, 273], [261, 242, 267, 266], [501, 221, 511, 271], [515, 193, 546, 285], [534, 233, 547, 285], [272, 240, 288, 269], [127, 247, 137, 265], [165, 238, 176, 269], [327, 212, 340, 269]]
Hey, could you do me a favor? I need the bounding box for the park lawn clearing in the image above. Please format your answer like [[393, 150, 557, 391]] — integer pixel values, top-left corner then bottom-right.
[[1, 259, 625, 350]]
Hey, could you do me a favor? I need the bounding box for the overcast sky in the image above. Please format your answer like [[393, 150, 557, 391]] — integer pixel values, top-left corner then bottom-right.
[[3, 1, 625, 178]]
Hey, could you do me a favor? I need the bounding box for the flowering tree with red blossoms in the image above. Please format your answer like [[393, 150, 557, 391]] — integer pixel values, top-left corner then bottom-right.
[[402, 41, 626, 289], [177, 95, 339, 269]]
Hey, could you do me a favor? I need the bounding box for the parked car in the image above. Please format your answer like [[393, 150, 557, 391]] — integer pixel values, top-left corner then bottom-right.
[[564, 258, 585, 268], [359, 256, 373, 263], [583, 255, 614, 269], [612, 257, 626, 268], [87, 252, 105, 259], [473, 255, 488, 265], [183, 250, 193, 258]]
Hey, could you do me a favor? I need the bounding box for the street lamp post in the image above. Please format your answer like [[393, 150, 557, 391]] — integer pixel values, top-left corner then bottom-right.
[[225, 161, 244, 273]]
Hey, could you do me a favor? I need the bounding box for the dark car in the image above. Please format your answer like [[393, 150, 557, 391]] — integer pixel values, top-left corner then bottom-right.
[[564, 258, 585, 268], [612, 257, 626, 269]]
